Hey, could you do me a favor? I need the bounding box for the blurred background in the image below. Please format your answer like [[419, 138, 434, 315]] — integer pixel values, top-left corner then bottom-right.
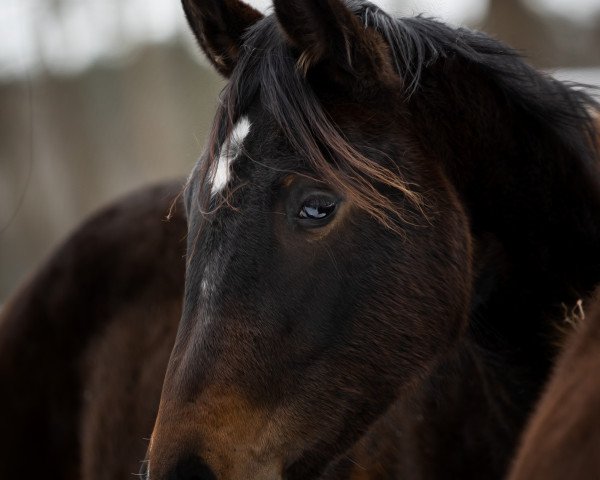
[[1, 0, 600, 302]]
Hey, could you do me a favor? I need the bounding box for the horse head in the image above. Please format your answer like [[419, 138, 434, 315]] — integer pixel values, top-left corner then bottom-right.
[[148, 1, 600, 479]]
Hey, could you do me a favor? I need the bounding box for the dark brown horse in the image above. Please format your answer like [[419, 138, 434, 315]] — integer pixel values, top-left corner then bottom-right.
[[1, 0, 600, 479], [507, 116, 600, 480], [0, 182, 186, 480], [507, 289, 600, 480]]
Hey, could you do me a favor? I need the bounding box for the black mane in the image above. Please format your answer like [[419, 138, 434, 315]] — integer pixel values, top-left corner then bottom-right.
[[196, 0, 599, 224]]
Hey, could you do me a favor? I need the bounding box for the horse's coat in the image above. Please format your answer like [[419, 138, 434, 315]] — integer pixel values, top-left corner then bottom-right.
[[1, 0, 600, 479]]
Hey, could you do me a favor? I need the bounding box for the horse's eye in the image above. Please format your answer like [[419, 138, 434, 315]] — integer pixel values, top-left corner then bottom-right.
[[298, 196, 337, 221]]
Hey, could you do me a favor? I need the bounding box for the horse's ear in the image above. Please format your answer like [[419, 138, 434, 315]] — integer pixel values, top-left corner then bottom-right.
[[273, 0, 400, 92], [182, 0, 263, 77]]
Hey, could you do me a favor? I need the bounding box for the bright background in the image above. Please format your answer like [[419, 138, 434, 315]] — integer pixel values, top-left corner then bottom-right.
[[1, 0, 600, 301]]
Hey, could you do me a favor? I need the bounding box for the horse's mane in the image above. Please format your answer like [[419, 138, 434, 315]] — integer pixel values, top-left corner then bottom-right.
[[195, 0, 599, 227]]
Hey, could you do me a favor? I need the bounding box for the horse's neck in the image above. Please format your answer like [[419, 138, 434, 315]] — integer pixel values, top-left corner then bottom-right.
[[328, 235, 595, 480], [414, 65, 600, 313], [346, 328, 553, 479], [324, 336, 530, 480], [381, 238, 597, 480], [402, 337, 537, 479]]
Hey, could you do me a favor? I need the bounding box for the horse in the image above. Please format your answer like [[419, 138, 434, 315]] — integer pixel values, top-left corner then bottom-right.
[[0, 182, 187, 480], [1, 0, 600, 479], [507, 116, 600, 480], [507, 288, 600, 480]]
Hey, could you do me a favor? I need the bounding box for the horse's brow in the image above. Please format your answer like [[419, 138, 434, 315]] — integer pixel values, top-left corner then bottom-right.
[[210, 116, 252, 196]]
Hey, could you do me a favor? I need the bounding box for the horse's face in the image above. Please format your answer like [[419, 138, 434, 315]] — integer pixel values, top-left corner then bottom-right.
[[149, 1, 472, 479]]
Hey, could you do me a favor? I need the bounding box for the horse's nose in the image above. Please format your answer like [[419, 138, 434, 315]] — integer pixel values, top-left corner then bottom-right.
[[167, 455, 216, 480]]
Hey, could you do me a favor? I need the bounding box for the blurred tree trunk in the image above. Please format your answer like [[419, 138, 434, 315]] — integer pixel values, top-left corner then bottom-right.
[[0, 42, 224, 301], [483, 0, 554, 66], [482, 0, 600, 68]]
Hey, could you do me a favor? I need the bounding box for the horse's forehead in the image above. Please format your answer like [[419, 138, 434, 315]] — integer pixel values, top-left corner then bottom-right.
[[209, 116, 253, 197], [207, 111, 305, 198]]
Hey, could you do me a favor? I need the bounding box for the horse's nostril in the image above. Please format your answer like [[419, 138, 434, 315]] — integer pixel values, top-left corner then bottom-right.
[[168, 455, 216, 480]]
